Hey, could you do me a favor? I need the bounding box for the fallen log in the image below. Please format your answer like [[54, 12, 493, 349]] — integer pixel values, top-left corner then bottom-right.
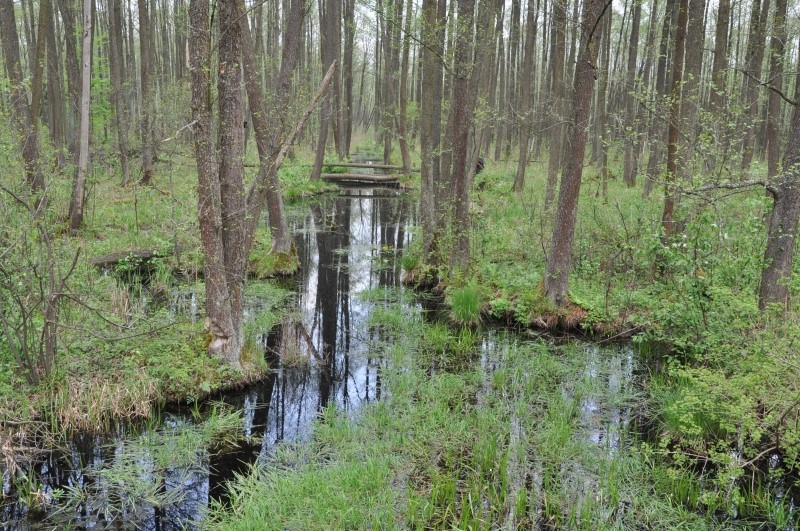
[[91, 248, 170, 271], [320, 173, 400, 183]]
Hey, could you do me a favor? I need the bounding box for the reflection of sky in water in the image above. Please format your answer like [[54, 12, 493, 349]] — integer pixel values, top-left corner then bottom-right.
[[578, 345, 635, 453]]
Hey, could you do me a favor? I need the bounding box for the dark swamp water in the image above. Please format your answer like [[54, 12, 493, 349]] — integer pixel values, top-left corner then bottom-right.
[[1, 187, 420, 529], [1, 187, 792, 529]]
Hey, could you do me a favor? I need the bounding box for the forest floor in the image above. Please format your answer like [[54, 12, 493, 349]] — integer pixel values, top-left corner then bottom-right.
[[1, 144, 799, 527]]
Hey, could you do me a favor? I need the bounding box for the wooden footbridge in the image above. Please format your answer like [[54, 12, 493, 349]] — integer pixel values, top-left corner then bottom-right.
[[321, 161, 416, 186]]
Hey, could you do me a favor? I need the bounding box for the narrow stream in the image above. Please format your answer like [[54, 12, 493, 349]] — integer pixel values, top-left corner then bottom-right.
[[1, 186, 753, 529]]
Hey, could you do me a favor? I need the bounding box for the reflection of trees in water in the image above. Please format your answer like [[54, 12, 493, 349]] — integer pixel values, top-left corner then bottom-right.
[[290, 189, 413, 416], [6, 189, 416, 530]]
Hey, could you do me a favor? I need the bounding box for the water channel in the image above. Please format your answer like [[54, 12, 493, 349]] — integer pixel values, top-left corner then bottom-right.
[[0, 186, 734, 529]]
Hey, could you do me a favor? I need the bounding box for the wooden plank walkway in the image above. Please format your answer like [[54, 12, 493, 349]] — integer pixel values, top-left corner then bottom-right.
[[323, 162, 404, 170], [321, 173, 400, 185]]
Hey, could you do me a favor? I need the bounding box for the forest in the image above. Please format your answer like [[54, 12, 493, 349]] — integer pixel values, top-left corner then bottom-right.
[[1, 0, 800, 527]]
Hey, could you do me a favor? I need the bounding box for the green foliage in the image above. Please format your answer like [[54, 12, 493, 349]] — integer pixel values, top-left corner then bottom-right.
[[278, 162, 336, 201], [447, 283, 482, 326]]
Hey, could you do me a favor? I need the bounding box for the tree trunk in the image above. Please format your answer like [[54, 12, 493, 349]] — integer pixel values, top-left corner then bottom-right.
[[661, 0, 689, 242], [239, 0, 305, 254], [622, 0, 642, 187], [189, 0, 239, 368], [310, 0, 338, 179], [709, 0, 730, 114], [465, 0, 499, 182], [420, 0, 447, 265], [644, 0, 676, 197], [57, 0, 81, 158], [109, 0, 130, 185], [513, 0, 539, 194], [138, 0, 155, 184], [740, 0, 769, 173], [448, 0, 475, 272], [44, 0, 66, 167], [396, 0, 414, 176], [30, 0, 49, 137], [544, 0, 566, 208], [766, 0, 787, 179], [69, 0, 92, 230], [544, 0, 605, 306], [0, 0, 45, 195], [597, 3, 611, 200], [759, 98, 800, 310], [342, 0, 355, 154]]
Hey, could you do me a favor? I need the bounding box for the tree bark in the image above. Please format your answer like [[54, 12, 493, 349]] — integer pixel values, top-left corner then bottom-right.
[[189, 0, 239, 368], [108, 0, 131, 185], [138, 0, 155, 184], [0, 0, 45, 196], [661, 0, 689, 242], [766, 0, 787, 179], [759, 98, 800, 310], [420, 0, 447, 265], [622, 0, 642, 187], [544, 0, 605, 306], [447, 0, 475, 272], [69, 0, 92, 230], [544, 0, 566, 207]]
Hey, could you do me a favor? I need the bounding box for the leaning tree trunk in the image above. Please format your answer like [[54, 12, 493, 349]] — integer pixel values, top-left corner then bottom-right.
[[544, 0, 605, 307], [239, 0, 305, 255]]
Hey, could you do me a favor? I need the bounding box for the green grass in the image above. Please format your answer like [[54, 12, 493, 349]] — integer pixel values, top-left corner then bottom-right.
[[208, 311, 720, 529], [448, 283, 482, 326]]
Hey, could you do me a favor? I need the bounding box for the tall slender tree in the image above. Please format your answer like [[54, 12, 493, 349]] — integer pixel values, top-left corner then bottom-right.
[[661, 0, 689, 242], [69, 0, 92, 230], [544, 0, 606, 306]]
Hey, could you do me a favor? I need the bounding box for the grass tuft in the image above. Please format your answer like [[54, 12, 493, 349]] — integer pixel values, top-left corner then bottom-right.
[[448, 283, 482, 327]]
